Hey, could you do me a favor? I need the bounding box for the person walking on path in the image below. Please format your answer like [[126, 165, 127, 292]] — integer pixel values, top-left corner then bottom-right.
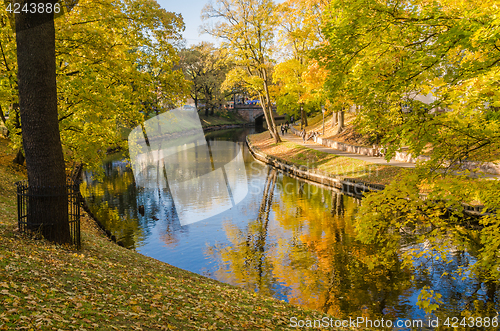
[[302, 128, 306, 142]]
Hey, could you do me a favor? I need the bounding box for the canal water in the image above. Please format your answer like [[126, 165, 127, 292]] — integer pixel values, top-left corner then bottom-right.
[[82, 128, 499, 327]]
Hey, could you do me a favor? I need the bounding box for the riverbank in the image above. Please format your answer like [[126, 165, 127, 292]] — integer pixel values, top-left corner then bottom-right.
[[247, 132, 492, 216], [0, 137, 330, 330], [247, 132, 413, 194], [199, 112, 249, 129]]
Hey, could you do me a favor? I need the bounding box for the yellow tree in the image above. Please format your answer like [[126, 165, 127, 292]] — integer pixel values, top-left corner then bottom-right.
[[1, 0, 189, 169], [54, 0, 189, 168], [179, 42, 230, 116], [274, 0, 328, 129], [202, 0, 281, 143], [272, 59, 307, 126], [0, 7, 24, 163], [273, 59, 328, 130], [318, 0, 500, 311]]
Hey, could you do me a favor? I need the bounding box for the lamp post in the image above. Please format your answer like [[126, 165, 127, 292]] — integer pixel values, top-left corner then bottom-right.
[[321, 104, 325, 136]]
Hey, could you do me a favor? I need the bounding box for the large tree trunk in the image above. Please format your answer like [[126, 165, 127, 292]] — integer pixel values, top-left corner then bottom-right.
[[331, 111, 337, 128], [262, 70, 281, 143], [300, 105, 308, 128], [335, 110, 345, 135], [16, 0, 71, 244]]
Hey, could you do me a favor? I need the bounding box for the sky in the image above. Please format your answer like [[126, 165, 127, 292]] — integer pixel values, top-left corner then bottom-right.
[[156, 0, 218, 46]]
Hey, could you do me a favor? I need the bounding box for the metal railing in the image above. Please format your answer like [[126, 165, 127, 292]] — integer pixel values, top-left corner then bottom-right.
[[16, 179, 81, 249]]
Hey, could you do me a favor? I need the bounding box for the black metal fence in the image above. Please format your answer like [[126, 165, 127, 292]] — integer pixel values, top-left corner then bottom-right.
[[16, 179, 81, 249]]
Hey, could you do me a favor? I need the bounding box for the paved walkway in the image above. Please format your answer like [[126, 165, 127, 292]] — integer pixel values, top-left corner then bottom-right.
[[282, 132, 416, 168], [281, 132, 500, 180]]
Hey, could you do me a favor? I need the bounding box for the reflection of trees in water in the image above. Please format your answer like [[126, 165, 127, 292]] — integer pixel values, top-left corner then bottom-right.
[[270, 178, 414, 319], [206, 172, 414, 319], [331, 191, 344, 217], [82, 160, 147, 249], [82, 129, 254, 250], [205, 168, 278, 296], [407, 237, 500, 317], [82, 158, 188, 249], [205, 128, 255, 143]]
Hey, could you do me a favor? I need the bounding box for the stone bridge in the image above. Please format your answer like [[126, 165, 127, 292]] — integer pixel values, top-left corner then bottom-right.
[[235, 105, 284, 123]]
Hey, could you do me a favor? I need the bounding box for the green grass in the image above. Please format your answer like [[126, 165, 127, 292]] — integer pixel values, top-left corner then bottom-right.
[[119, 112, 248, 140], [199, 111, 247, 128], [0, 137, 331, 330], [249, 132, 412, 186]]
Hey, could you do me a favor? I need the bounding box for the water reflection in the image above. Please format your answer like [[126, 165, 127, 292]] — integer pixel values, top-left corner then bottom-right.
[[206, 169, 415, 321], [128, 109, 248, 226], [82, 128, 500, 324]]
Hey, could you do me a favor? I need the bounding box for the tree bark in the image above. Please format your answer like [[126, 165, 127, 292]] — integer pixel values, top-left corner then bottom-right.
[[335, 110, 345, 135], [258, 94, 275, 140], [300, 105, 308, 128], [331, 111, 337, 128], [16, 0, 71, 243], [262, 70, 281, 143]]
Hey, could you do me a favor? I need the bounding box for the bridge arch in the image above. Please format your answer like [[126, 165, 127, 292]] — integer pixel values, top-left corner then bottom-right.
[[236, 105, 284, 124]]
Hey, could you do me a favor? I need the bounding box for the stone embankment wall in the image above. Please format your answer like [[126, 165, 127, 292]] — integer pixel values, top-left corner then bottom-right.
[[291, 127, 500, 175], [248, 134, 488, 217], [246, 136, 384, 198]]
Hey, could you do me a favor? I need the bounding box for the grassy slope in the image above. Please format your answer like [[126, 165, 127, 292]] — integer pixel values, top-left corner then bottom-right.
[[120, 112, 248, 140], [301, 113, 374, 147], [0, 138, 328, 331], [249, 132, 411, 186], [199, 111, 247, 128]]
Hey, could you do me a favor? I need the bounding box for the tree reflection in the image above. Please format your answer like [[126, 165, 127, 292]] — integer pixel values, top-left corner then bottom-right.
[[206, 172, 414, 319], [206, 167, 278, 296], [81, 157, 187, 249], [270, 179, 414, 320], [82, 160, 148, 249], [357, 176, 500, 319]]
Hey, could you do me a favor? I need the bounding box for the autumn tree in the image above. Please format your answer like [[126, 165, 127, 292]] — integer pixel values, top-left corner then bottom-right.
[[273, 0, 330, 131], [179, 42, 230, 116], [0, 7, 24, 164], [317, 0, 500, 309], [1, 0, 189, 170], [0, 0, 188, 242], [14, 0, 70, 243], [52, 0, 188, 168], [178, 47, 204, 110], [202, 0, 281, 142], [273, 59, 309, 127], [318, 0, 500, 170]]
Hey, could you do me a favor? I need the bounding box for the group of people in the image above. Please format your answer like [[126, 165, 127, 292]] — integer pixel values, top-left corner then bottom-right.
[[279, 116, 321, 143], [280, 121, 290, 136], [300, 129, 319, 142], [278, 116, 320, 143]]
